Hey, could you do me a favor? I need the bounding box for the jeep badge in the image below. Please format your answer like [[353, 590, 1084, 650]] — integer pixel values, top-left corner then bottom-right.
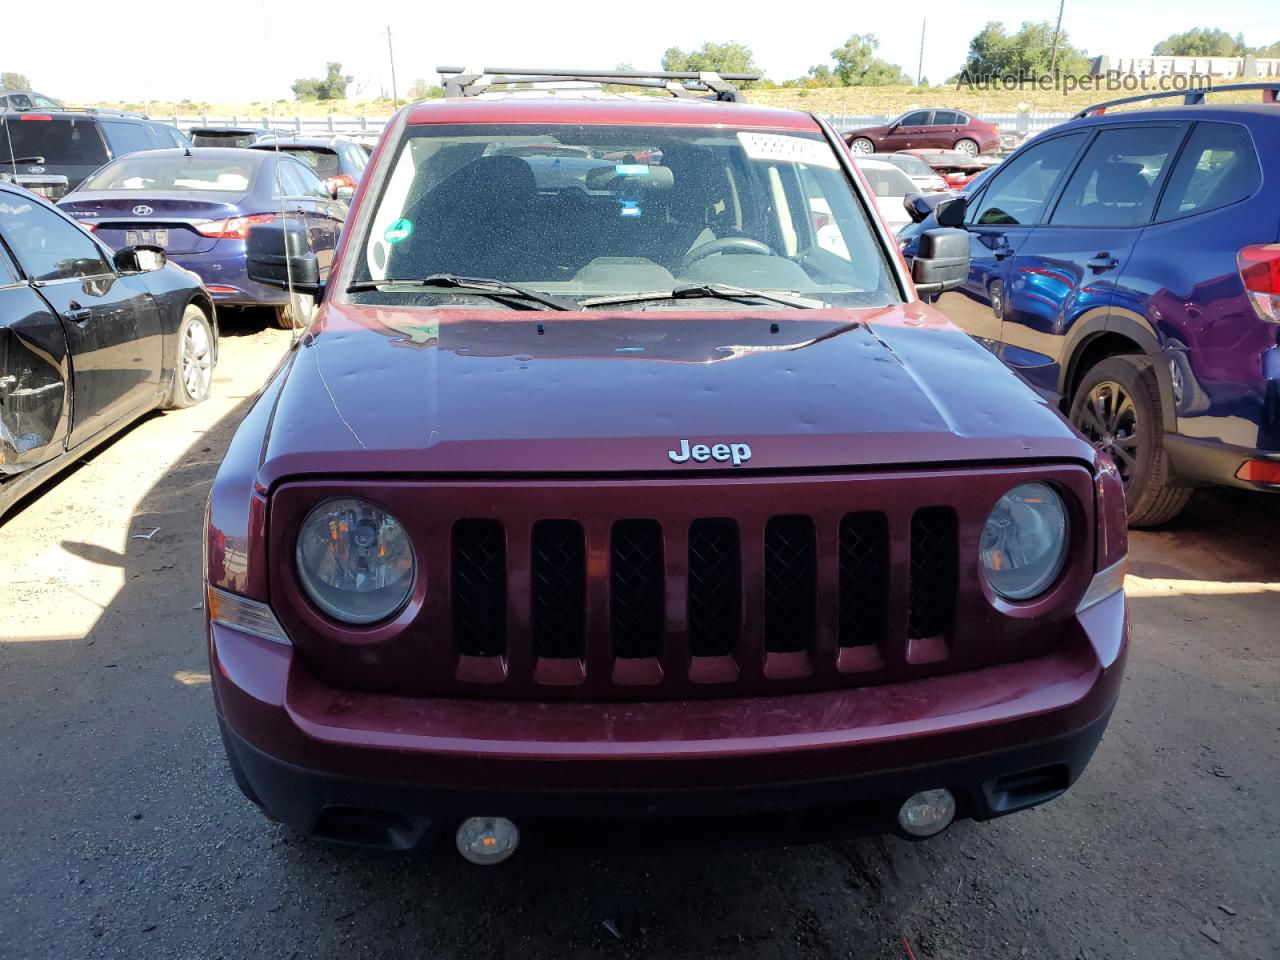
[[668, 439, 752, 466]]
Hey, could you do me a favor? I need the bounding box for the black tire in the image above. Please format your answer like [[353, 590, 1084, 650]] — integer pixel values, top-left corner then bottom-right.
[[954, 138, 979, 157], [162, 304, 214, 409], [273, 294, 313, 330], [1069, 355, 1192, 527], [847, 137, 874, 155]]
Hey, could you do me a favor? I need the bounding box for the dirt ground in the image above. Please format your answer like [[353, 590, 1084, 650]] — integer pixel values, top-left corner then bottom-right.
[[1, 311, 1277, 960]]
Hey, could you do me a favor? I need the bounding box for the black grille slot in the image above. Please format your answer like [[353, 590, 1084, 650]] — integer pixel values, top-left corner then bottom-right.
[[531, 520, 586, 659], [908, 507, 958, 640], [838, 512, 888, 647], [763, 515, 816, 653], [687, 519, 741, 657], [610, 520, 665, 659], [452, 519, 507, 657]]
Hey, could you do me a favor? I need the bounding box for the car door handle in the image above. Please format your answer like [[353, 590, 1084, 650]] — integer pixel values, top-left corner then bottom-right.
[[63, 307, 93, 324], [1087, 253, 1119, 272]]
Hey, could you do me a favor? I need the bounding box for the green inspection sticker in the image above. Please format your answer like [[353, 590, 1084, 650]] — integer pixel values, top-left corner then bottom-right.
[[384, 218, 414, 243]]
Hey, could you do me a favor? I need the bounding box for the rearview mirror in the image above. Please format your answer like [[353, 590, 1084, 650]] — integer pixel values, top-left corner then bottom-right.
[[904, 193, 934, 224], [246, 219, 321, 295], [936, 196, 966, 228], [912, 228, 969, 296], [114, 244, 166, 273]]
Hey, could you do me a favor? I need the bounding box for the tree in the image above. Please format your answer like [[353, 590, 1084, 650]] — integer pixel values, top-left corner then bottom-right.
[[661, 42, 759, 78], [407, 78, 443, 100], [829, 34, 912, 86], [1, 72, 31, 90], [291, 62, 353, 101], [959, 21, 1090, 79], [1153, 28, 1245, 57]]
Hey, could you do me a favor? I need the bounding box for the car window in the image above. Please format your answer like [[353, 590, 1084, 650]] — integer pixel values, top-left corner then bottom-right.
[[884, 154, 934, 178], [31, 95, 61, 109], [0, 246, 17, 284], [0, 116, 109, 166], [99, 120, 157, 159], [291, 160, 330, 197], [0, 196, 111, 281], [857, 163, 916, 198], [351, 122, 900, 308], [933, 111, 959, 126], [346, 143, 368, 173], [1155, 122, 1261, 221], [969, 133, 1086, 226], [155, 124, 188, 148], [277, 147, 341, 178], [83, 154, 257, 192], [8, 94, 34, 110], [1049, 125, 1183, 228], [900, 111, 931, 127], [271, 160, 304, 197]]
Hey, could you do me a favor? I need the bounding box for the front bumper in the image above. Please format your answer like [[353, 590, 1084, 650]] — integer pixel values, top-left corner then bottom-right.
[[211, 591, 1128, 851]]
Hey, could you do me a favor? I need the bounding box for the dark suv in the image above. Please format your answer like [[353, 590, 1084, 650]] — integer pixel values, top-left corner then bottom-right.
[[905, 87, 1280, 525], [205, 67, 1129, 862], [0, 109, 190, 200]]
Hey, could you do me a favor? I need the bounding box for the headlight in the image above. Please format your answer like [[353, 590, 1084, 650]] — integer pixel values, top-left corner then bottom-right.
[[979, 483, 1068, 601], [295, 497, 415, 624]]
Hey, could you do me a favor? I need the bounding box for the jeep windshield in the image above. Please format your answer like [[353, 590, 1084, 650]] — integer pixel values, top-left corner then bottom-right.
[[347, 123, 901, 310]]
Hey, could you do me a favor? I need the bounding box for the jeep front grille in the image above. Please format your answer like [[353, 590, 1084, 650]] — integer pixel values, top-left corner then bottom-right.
[[271, 466, 1094, 702]]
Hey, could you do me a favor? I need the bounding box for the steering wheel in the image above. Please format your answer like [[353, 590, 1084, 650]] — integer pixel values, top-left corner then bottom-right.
[[679, 236, 773, 272]]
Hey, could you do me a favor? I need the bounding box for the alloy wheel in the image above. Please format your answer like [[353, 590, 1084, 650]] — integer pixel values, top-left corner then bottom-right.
[[1073, 380, 1140, 485], [182, 318, 213, 401]]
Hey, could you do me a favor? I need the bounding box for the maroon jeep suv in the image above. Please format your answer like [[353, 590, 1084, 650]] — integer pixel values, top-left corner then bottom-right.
[[206, 68, 1129, 861]]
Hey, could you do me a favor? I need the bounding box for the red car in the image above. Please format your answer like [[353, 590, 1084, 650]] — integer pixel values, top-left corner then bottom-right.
[[206, 68, 1128, 862], [897, 148, 993, 188], [844, 109, 1000, 157]]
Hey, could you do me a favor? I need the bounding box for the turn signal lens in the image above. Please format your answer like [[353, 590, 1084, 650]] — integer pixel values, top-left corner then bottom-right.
[[207, 586, 291, 645]]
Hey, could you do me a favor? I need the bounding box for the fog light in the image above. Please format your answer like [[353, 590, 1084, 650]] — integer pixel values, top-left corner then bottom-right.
[[455, 817, 519, 865], [897, 789, 956, 837]]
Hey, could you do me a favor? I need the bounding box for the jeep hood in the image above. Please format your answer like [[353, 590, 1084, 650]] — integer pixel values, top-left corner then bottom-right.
[[255, 301, 1094, 484]]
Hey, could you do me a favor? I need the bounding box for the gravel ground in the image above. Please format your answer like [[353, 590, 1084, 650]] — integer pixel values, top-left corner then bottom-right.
[[2, 311, 1277, 960]]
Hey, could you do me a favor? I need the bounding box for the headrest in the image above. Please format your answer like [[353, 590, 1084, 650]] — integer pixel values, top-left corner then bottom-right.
[[1096, 161, 1150, 204], [431, 155, 537, 208]]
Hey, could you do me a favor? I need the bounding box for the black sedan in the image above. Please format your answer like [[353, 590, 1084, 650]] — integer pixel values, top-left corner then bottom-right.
[[0, 181, 216, 521]]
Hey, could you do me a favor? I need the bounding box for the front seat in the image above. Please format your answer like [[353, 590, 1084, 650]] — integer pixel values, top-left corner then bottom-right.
[[1083, 161, 1153, 225], [390, 155, 542, 280]]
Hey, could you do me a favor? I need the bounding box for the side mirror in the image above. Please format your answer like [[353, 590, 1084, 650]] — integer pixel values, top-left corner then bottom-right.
[[936, 195, 967, 228], [904, 192, 934, 224], [335, 185, 355, 201], [912, 228, 969, 296], [114, 244, 166, 273], [246, 218, 321, 294]]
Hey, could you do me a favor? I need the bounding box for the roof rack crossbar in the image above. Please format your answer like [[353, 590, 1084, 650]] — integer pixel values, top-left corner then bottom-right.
[[436, 66, 760, 103], [1073, 81, 1280, 118]]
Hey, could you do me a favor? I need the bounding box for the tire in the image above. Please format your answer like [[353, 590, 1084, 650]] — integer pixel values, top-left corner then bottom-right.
[[1069, 355, 1192, 527], [274, 293, 314, 330], [954, 138, 979, 157], [163, 303, 214, 409], [847, 137, 874, 155]]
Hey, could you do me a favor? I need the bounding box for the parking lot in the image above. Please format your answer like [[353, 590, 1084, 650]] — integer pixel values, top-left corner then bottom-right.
[[0, 313, 1275, 960]]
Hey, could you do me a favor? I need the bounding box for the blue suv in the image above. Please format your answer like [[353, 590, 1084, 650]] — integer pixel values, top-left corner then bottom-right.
[[905, 86, 1280, 525]]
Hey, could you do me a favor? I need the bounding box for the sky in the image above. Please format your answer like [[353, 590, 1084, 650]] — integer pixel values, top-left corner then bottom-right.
[[8, 0, 1279, 104]]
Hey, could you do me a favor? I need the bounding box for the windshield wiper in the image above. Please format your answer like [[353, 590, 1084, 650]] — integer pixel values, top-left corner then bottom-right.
[[347, 274, 579, 311], [581, 282, 823, 310], [5, 156, 47, 165]]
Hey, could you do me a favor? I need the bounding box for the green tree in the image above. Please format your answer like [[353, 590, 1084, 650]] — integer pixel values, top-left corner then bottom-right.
[[830, 33, 912, 86], [291, 62, 353, 101], [1153, 28, 1245, 57], [1255, 39, 1280, 58], [406, 78, 443, 100], [660, 42, 759, 78], [1, 72, 32, 89], [959, 21, 1090, 79]]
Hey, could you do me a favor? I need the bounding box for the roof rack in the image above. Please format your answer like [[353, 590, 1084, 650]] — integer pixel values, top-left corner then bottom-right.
[[436, 66, 761, 103], [0, 106, 151, 120], [1073, 81, 1280, 118]]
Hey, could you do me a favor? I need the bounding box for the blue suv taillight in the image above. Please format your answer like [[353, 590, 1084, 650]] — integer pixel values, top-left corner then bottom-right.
[[1238, 245, 1280, 323]]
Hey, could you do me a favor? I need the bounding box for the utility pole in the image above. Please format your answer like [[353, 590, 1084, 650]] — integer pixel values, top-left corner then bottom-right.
[[1049, 0, 1066, 77], [387, 25, 399, 109], [917, 19, 927, 85]]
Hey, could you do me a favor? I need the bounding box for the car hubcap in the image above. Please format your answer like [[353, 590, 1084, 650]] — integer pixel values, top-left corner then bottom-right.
[[182, 319, 212, 399], [957, 140, 977, 156], [851, 139, 871, 155], [1075, 381, 1140, 485]]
